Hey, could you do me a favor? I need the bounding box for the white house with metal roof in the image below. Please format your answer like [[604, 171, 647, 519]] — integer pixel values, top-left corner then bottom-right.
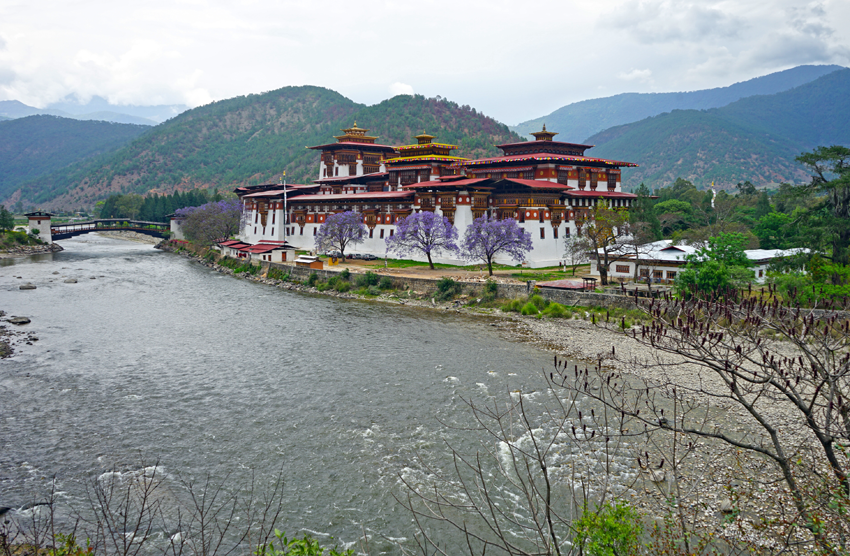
[[590, 240, 808, 284]]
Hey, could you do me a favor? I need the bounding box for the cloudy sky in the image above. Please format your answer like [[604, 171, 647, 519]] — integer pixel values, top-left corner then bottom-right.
[[0, 0, 848, 124]]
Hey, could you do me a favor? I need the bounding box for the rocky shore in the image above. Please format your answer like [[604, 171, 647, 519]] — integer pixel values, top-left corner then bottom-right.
[[0, 243, 63, 259]]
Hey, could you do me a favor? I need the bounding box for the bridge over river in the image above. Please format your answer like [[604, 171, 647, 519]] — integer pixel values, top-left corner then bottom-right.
[[50, 219, 170, 240]]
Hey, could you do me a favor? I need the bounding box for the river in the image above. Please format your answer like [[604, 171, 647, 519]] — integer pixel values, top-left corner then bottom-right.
[[0, 235, 568, 553]]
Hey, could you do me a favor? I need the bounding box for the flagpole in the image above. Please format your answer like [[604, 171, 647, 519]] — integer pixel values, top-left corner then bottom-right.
[[282, 171, 287, 245]]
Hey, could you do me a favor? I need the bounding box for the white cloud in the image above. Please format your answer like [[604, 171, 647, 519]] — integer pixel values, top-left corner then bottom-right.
[[389, 82, 414, 97], [618, 69, 653, 82], [0, 0, 846, 123]]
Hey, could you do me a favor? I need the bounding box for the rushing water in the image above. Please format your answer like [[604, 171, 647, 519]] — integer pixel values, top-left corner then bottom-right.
[[0, 235, 566, 552]]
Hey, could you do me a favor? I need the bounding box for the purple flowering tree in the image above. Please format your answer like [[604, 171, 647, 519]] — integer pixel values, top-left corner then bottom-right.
[[314, 211, 367, 259], [385, 211, 459, 269], [461, 215, 533, 276], [176, 199, 244, 246]]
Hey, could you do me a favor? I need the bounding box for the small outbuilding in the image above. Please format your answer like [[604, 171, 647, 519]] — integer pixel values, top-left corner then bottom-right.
[[295, 255, 324, 269]]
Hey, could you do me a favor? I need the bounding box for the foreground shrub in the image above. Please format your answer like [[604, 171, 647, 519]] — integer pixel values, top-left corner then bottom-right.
[[305, 272, 319, 287], [378, 276, 394, 290], [339, 268, 351, 280], [574, 502, 642, 556], [256, 529, 353, 556]]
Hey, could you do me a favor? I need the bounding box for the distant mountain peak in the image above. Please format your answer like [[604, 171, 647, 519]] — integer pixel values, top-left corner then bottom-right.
[[512, 64, 846, 143]]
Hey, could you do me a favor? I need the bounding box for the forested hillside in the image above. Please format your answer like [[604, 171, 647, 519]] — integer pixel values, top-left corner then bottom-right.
[[11, 86, 521, 210], [512, 65, 843, 142], [588, 69, 850, 190], [0, 115, 150, 201]]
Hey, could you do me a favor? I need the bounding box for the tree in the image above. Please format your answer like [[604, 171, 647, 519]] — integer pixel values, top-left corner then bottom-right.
[[795, 145, 850, 266], [385, 211, 458, 269], [675, 232, 754, 299], [115, 194, 144, 220], [562, 235, 590, 276], [576, 202, 631, 286], [314, 211, 367, 259], [461, 215, 532, 276], [177, 199, 243, 246], [0, 205, 14, 230], [575, 293, 850, 555]]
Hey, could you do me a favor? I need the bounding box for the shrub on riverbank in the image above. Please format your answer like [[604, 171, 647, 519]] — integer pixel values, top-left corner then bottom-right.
[[434, 277, 462, 301], [0, 230, 43, 249], [218, 257, 259, 275], [267, 267, 291, 281]]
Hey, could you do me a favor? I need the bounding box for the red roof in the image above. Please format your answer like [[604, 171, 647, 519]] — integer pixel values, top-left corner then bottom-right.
[[453, 152, 638, 168], [497, 178, 575, 190], [315, 172, 388, 184], [402, 178, 490, 189], [307, 141, 396, 151], [218, 240, 243, 247], [227, 243, 252, 250], [245, 244, 286, 254], [496, 140, 594, 150], [288, 191, 415, 202], [242, 185, 320, 198], [536, 279, 589, 290], [565, 190, 637, 198]]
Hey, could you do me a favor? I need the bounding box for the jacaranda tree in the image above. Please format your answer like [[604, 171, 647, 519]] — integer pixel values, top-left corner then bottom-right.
[[385, 211, 459, 269], [314, 211, 367, 259], [177, 199, 243, 246], [461, 215, 533, 276]]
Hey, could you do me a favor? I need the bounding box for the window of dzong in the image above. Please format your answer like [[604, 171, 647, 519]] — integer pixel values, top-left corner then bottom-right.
[[540, 228, 545, 239], [608, 173, 617, 190], [616, 265, 629, 273], [389, 229, 394, 237], [300, 227, 304, 235], [313, 228, 317, 236], [553, 227, 558, 239], [539, 211, 544, 223], [668, 271, 678, 280], [640, 269, 649, 277], [653, 270, 663, 279], [380, 229, 385, 239], [272, 213, 276, 224], [369, 229, 374, 238]]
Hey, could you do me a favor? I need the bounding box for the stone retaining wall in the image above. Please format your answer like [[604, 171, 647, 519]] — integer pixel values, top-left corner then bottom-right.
[[263, 261, 639, 309]]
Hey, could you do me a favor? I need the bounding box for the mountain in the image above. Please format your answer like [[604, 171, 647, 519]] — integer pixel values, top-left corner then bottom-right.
[[512, 65, 845, 142], [0, 96, 187, 126], [45, 95, 188, 123], [0, 115, 150, 201], [587, 68, 850, 190], [10, 86, 522, 209]]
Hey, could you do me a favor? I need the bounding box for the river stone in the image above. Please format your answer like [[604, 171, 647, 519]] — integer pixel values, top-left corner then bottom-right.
[[19, 283, 36, 290], [9, 317, 31, 325], [64, 278, 77, 283]]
